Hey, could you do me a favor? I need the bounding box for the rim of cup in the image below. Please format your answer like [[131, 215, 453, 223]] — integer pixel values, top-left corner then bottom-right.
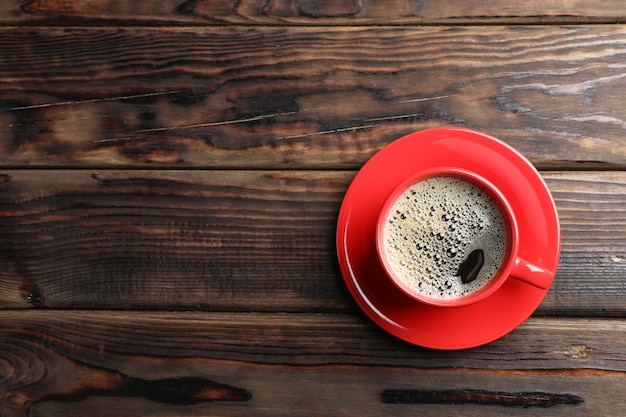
[[375, 167, 520, 308]]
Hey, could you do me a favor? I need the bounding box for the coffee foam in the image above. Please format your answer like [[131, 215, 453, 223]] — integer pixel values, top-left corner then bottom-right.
[[382, 176, 508, 300]]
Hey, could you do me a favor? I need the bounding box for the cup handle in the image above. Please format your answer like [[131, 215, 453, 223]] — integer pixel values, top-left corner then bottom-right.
[[510, 257, 554, 290]]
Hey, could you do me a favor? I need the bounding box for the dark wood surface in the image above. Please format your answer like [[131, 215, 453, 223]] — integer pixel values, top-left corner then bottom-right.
[[3, 0, 626, 25], [2, 1, 626, 416], [1, 170, 625, 316], [3, 25, 626, 169]]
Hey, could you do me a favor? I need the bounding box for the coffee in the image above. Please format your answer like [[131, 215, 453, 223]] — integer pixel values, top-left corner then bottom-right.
[[382, 176, 508, 300]]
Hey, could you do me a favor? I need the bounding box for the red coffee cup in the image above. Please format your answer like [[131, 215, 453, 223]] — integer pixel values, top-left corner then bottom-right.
[[376, 167, 554, 308], [336, 127, 560, 349]]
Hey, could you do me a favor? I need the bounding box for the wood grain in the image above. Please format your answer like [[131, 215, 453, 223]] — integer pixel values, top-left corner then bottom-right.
[[1, 169, 624, 316], [2, 0, 625, 25], [0, 169, 353, 310], [3, 26, 626, 169], [1, 311, 626, 416], [2, 0, 624, 415]]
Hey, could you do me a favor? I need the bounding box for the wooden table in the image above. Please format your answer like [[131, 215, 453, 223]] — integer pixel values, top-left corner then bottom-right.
[[2, 1, 626, 415]]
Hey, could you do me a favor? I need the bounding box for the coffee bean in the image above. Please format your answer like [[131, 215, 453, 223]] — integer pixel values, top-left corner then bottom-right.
[[457, 249, 485, 284]]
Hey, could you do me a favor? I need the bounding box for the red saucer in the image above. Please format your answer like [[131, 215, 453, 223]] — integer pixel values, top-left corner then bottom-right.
[[336, 128, 560, 350]]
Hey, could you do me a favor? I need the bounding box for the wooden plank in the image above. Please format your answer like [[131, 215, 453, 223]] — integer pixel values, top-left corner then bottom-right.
[[0, 169, 354, 311], [545, 171, 626, 316], [2, 26, 626, 169], [1, 311, 626, 416], [2, 0, 625, 25], [0, 170, 624, 316]]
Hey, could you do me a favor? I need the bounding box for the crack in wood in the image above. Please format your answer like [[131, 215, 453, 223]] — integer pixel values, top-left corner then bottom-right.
[[134, 111, 298, 134], [7, 369, 251, 413], [8, 91, 188, 112], [380, 388, 584, 408], [280, 123, 380, 140]]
